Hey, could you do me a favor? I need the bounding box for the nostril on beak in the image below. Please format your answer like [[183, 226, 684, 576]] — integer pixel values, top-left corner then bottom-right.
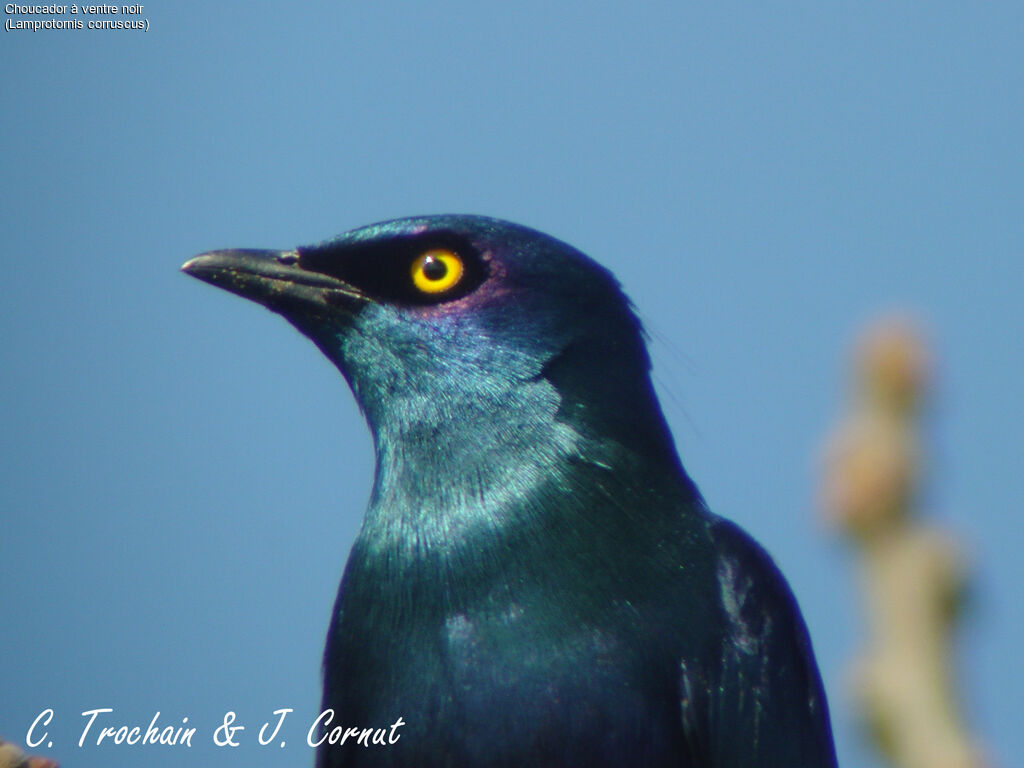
[[277, 251, 299, 266]]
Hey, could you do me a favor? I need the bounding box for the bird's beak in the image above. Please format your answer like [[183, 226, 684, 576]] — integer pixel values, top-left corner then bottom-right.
[[181, 249, 366, 313]]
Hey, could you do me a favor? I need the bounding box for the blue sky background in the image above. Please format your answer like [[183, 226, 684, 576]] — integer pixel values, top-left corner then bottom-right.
[[2, 3, 1021, 767]]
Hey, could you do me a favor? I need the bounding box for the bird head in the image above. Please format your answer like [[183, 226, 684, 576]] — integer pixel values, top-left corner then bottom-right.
[[185, 215, 675, 450], [183, 216, 688, 550]]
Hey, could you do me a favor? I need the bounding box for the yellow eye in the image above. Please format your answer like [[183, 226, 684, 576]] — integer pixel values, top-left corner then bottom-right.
[[411, 249, 464, 294]]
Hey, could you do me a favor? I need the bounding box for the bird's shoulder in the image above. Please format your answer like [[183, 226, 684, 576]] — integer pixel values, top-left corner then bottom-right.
[[673, 516, 837, 767]]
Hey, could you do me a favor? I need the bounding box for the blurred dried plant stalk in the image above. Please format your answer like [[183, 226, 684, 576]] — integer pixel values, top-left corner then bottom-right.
[[821, 317, 990, 768], [0, 740, 58, 768]]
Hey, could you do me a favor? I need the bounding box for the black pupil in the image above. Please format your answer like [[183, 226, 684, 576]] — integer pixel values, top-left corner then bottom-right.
[[422, 256, 448, 281]]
